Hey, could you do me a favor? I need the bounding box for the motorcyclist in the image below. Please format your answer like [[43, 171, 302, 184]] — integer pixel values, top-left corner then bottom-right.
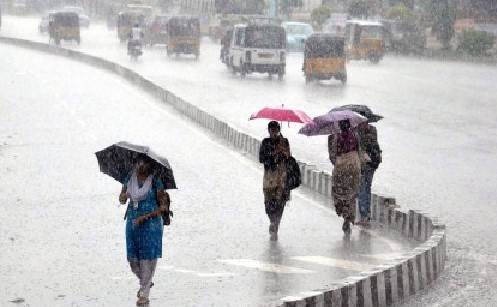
[[127, 23, 144, 56]]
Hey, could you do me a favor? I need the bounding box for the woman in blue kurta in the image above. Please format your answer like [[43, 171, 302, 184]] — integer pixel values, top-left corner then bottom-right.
[[119, 157, 167, 306]]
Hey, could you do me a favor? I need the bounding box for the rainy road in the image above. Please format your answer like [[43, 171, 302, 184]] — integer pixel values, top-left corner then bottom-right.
[[2, 15, 497, 306], [0, 44, 415, 306]]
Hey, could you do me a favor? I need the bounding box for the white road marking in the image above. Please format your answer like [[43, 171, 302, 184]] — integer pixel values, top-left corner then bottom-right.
[[291, 256, 373, 271], [157, 265, 235, 278], [218, 259, 315, 274], [196, 272, 236, 277], [110, 276, 134, 280]]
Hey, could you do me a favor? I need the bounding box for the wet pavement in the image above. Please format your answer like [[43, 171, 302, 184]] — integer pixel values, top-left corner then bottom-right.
[[0, 44, 415, 306], [2, 15, 497, 306]]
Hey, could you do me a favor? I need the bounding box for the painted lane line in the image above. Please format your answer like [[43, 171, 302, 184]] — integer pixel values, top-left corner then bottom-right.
[[110, 276, 134, 280], [196, 272, 236, 277], [291, 256, 373, 271], [218, 259, 315, 274]]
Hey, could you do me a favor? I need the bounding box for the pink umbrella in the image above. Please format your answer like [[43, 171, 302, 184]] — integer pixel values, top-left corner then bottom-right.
[[249, 106, 312, 124]]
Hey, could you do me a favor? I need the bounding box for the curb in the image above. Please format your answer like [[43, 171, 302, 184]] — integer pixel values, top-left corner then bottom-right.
[[0, 36, 447, 307]]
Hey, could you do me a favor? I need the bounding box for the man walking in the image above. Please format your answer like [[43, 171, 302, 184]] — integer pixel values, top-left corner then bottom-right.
[[357, 119, 382, 225]]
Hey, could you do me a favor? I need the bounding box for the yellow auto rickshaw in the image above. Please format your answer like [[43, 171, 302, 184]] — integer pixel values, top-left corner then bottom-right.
[[345, 20, 385, 63], [303, 33, 347, 84], [117, 11, 145, 43], [48, 12, 80, 45], [166, 16, 200, 59]]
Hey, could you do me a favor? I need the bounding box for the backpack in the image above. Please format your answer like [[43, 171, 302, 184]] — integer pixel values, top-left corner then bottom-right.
[[286, 157, 301, 190], [368, 143, 382, 169]]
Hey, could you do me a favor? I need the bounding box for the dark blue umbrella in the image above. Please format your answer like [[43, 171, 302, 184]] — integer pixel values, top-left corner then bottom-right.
[[95, 141, 177, 189], [330, 104, 383, 123]]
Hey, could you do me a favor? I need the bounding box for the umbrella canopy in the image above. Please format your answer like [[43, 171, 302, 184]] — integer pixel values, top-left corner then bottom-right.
[[249, 106, 312, 124], [299, 110, 367, 136], [330, 104, 383, 122], [95, 141, 177, 189]]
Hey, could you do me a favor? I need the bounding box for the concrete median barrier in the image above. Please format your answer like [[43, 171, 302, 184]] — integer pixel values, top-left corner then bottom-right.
[[0, 36, 447, 307]]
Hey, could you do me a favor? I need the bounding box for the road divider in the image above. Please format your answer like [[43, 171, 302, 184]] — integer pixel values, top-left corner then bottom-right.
[[0, 36, 447, 307]]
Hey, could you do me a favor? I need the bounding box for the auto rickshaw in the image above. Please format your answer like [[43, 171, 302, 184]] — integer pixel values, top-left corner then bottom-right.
[[345, 20, 385, 63], [166, 16, 200, 59], [303, 33, 346, 84], [48, 12, 80, 45], [117, 11, 145, 43]]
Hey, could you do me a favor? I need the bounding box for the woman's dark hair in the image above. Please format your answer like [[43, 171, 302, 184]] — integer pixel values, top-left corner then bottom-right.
[[339, 119, 350, 132], [268, 121, 281, 131]]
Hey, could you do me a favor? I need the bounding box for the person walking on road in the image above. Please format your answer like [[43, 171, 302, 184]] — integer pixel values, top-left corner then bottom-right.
[[357, 119, 382, 225], [329, 119, 361, 234], [119, 156, 169, 306], [259, 121, 291, 241]]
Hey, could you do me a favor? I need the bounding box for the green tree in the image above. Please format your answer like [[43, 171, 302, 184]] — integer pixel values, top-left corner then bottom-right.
[[311, 5, 331, 30], [387, 3, 415, 23], [348, 0, 369, 18], [457, 29, 495, 56], [429, 0, 455, 49]]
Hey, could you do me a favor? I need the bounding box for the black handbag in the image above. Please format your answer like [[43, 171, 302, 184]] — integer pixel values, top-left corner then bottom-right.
[[286, 156, 301, 190]]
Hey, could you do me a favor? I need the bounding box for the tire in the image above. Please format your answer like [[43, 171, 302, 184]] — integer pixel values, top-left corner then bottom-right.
[[55, 38, 60, 46], [305, 75, 312, 84], [369, 54, 380, 64], [341, 73, 347, 85], [76, 37, 81, 45], [277, 69, 284, 81]]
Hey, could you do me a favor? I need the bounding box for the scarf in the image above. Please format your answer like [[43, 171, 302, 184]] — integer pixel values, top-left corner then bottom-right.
[[126, 169, 153, 204]]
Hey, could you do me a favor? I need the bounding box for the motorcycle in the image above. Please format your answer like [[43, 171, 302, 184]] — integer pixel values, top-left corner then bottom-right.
[[127, 39, 143, 61]]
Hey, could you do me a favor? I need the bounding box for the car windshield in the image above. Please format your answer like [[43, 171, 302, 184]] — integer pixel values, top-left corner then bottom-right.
[[245, 26, 286, 49], [55, 14, 79, 26], [285, 24, 313, 35], [305, 37, 344, 57], [361, 26, 383, 39]]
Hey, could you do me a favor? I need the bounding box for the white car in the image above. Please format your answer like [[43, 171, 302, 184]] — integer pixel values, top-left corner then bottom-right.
[[228, 24, 287, 80], [282, 21, 313, 51]]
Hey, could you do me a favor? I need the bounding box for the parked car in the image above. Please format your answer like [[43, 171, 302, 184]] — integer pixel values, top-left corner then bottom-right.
[[228, 23, 287, 79], [62, 6, 90, 27], [282, 21, 313, 51]]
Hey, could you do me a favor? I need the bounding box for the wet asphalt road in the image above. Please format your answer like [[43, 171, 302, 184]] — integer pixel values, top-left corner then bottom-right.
[[0, 44, 415, 306], [1, 15, 497, 306]]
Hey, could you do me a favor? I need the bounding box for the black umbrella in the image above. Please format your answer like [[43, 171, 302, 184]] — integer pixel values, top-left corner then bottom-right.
[[95, 141, 177, 189], [330, 105, 383, 123]]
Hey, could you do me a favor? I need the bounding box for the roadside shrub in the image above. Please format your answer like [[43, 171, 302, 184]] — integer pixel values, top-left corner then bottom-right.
[[457, 29, 495, 56], [311, 6, 331, 30]]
